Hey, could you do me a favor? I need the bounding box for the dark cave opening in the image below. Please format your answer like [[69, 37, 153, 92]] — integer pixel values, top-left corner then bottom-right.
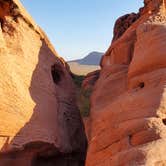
[[51, 64, 63, 84], [138, 82, 145, 89]]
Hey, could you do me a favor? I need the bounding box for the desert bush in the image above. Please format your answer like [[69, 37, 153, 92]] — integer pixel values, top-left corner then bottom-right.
[[71, 74, 91, 117]]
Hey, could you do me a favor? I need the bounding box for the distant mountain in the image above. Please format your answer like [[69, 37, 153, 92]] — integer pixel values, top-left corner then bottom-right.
[[69, 51, 104, 65]]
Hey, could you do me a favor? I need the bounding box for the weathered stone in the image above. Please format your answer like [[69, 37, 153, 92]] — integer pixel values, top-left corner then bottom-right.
[[86, 0, 166, 165], [0, 0, 87, 165]]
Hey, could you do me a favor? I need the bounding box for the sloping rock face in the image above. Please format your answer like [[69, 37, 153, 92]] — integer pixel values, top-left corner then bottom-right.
[[86, 0, 166, 165], [0, 0, 87, 165]]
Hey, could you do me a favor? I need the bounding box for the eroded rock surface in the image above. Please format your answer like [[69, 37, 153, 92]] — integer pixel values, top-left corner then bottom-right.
[[0, 0, 87, 165], [86, 0, 166, 165], [82, 70, 100, 91]]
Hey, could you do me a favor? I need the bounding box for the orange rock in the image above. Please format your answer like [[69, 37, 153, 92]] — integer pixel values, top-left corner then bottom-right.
[[82, 70, 100, 91], [86, 0, 166, 165], [0, 0, 87, 165]]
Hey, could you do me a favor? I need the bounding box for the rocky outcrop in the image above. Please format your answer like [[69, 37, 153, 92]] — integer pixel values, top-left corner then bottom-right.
[[112, 13, 140, 42], [0, 0, 87, 165], [86, 0, 166, 165], [82, 70, 100, 91]]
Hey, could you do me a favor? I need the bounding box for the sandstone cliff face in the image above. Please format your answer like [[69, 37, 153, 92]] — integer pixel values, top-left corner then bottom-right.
[[86, 0, 166, 165], [0, 0, 87, 165]]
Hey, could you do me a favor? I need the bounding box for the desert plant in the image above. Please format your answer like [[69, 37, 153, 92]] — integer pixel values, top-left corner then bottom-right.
[[71, 74, 91, 117]]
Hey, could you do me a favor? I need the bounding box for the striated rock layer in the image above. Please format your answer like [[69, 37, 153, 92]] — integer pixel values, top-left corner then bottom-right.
[[0, 0, 87, 165], [86, 0, 166, 165]]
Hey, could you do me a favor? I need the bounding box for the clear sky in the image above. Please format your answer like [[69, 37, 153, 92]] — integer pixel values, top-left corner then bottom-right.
[[20, 0, 143, 61]]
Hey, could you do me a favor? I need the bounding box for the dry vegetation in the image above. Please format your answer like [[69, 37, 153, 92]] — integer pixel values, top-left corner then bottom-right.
[[72, 74, 91, 117]]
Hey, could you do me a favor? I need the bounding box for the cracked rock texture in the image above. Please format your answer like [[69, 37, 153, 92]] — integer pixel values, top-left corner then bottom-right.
[[86, 0, 166, 165], [0, 0, 87, 165]]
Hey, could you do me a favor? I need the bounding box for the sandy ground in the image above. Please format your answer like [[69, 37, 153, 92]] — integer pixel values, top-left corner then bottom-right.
[[68, 62, 100, 75]]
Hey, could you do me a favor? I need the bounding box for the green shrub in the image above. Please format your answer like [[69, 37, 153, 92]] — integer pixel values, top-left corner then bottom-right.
[[78, 88, 92, 117], [72, 74, 85, 88], [71, 74, 91, 117]]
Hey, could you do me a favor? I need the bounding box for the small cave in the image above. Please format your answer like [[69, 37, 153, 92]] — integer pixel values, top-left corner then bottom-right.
[[138, 82, 145, 89], [0, 18, 4, 29], [162, 119, 166, 125], [128, 134, 133, 145], [133, 82, 145, 92], [51, 64, 63, 85]]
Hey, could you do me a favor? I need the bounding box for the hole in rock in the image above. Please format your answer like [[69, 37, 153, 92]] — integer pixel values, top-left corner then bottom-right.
[[51, 64, 63, 84], [128, 134, 133, 145], [0, 18, 4, 28], [138, 82, 145, 89], [162, 119, 166, 125]]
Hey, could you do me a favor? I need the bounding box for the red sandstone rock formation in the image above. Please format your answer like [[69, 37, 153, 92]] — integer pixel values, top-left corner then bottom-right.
[[86, 0, 166, 165], [0, 0, 87, 165], [82, 70, 100, 91]]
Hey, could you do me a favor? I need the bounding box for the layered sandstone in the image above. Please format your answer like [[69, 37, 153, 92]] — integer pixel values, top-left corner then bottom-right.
[[0, 0, 87, 165], [86, 0, 166, 165]]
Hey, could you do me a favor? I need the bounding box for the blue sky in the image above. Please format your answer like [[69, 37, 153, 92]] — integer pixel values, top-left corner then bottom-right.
[[20, 0, 143, 60]]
